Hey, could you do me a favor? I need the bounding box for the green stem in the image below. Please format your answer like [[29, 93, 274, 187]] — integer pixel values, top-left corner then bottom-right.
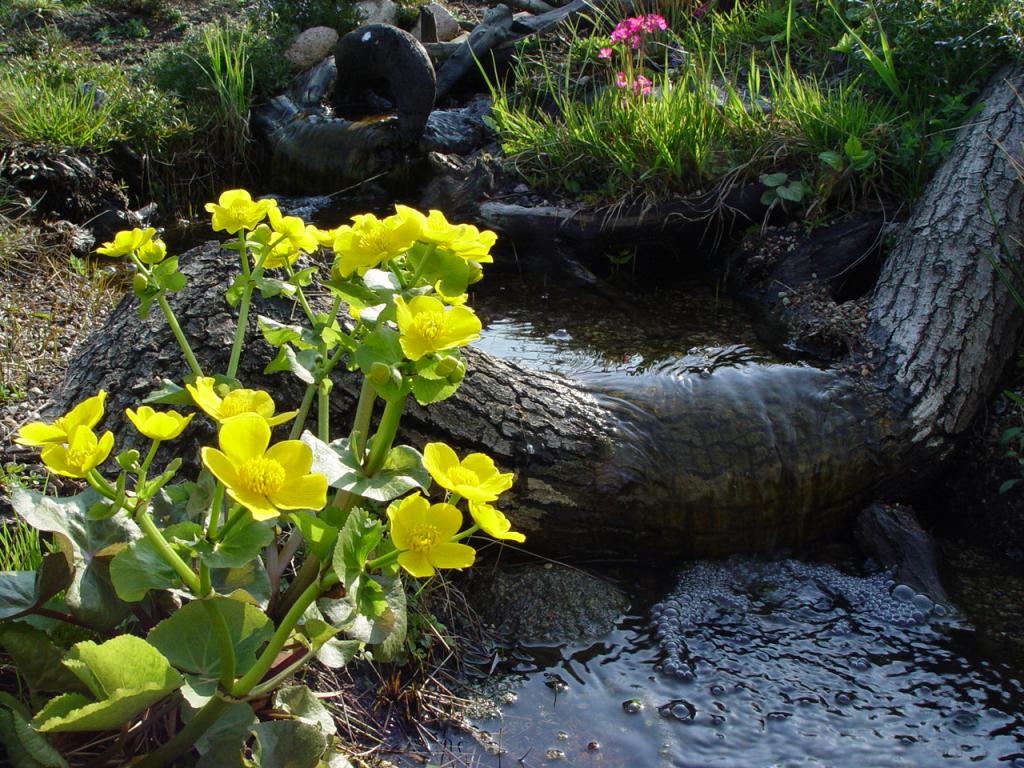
[[136, 695, 229, 768], [231, 579, 322, 696], [217, 504, 248, 542], [155, 294, 204, 378], [246, 649, 314, 699], [85, 470, 117, 500], [272, 553, 320, 622], [138, 440, 160, 479], [225, 231, 253, 380], [136, 507, 201, 594], [317, 378, 331, 442], [202, 598, 236, 690], [350, 377, 376, 460], [406, 243, 437, 288], [207, 482, 225, 541], [364, 395, 406, 476], [289, 383, 317, 440]]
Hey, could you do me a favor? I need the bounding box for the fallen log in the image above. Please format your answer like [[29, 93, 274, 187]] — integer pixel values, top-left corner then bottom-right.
[[51, 66, 1024, 558]]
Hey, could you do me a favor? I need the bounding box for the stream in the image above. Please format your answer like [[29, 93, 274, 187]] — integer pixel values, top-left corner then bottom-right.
[[433, 277, 1024, 767]]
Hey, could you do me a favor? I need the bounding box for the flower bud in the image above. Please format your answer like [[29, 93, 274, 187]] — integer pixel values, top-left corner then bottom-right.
[[368, 362, 392, 386], [446, 359, 466, 384], [132, 273, 149, 294], [435, 356, 458, 376]]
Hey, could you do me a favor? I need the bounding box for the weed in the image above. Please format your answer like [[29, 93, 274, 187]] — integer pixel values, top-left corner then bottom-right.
[[0, 515, 44, 571], [0, 68, 117, 148]]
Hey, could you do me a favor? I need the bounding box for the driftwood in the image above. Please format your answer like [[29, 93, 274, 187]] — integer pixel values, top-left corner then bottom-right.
[[52, 67, 1024, 558], [435, 0, 594, 98]]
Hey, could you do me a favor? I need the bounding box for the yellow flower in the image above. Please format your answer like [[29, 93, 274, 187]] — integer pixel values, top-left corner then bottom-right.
[[422, 442, 513, 503], [433, 281, 468, 306], [205, 189, 278, 234], [393, 295, 481, 361], [331, 210, 421, 278], [136, 237, 168, 265], [387, 492, 475, 578], [393, 206, 496, 263], [125, 406, 194, 441], [96, 228, 156, 258], [15, 391, 106, 447], [261, 208, 319, 268], [186, 377, 297, 427], [201, 414, 327, 521], [469, 501, 525, 543], [40, 426, 114, 478]]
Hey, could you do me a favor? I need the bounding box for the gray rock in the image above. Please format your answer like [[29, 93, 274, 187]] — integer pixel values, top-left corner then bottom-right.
[[466, 563, 629, 644], [354, 0, 397, 26], [412, 2, 461, 43], [285, 26, 340, 69], [419, 98, 490, 154]]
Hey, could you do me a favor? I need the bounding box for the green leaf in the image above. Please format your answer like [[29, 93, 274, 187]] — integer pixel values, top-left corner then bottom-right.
[[259, 317, 313, 349], [197, 514, 275, 569], [10, 488, 140, 630], [819, 150, 845, 171], [759, 189, 778, 206], [776, 182, 806, 202], [265, 344, 318, 384], [0, 623, 88, 694], [999, 478, 1020, 493], [0, 700, 68, 768], [192, 700, 258, 756], [274, 685, 336, 735], [287, 512, 338, 563], [211, 557, 272, 607], [347, 575, 405, 653], [303, 436, 429, 503], [196, 739, 250, 768], [109, 536, 182, 601], [332, 508, 381, 591], [759, 171, 788, 187], [33, 635, 182, 732], [254, 276, 295, 299], [225, 274, 246, 307], [0, 551, 73, 620], [411, 375, 459, 406], [142, 378, 191, 406], [252, 720, 329, 768], [147, 597, 274, 681]]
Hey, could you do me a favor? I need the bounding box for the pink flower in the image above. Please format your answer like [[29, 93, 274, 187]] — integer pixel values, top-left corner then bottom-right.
[[598, 47, 613, 59], [642, 14, 667, 32], [633, 75, 653, 95], [615, 71, 628, 88]]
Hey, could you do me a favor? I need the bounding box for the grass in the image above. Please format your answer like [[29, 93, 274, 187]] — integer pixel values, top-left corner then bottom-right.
[[489, 0, 1020, 210], [0, 516, 45, 571], [0, 69, 116, 149]]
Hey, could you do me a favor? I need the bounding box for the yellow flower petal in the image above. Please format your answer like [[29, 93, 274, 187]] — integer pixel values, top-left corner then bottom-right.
[[218, 414, 271, 465], [126, 406, 194, 441], [205, 189, 277, 234], [16, 391, 107, 447], [469, 502, 525, 542], [429, 542, 476, 570], [268, 474, 327, 511], [265, 440, 313, 477], [398, 550, 435, 578], [15, 422, 69, 447], [200, 447, 241, 489]]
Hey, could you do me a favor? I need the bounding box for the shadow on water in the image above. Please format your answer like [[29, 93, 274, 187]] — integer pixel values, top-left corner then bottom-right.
[[444, 275, 1024, 767]]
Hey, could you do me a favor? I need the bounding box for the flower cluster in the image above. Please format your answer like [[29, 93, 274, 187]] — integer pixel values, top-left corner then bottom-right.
[[597, 13, 668, 97]]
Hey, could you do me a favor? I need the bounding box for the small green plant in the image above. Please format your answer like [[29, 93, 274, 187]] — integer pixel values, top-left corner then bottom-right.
[[0, 69, 116, 148], [999, 395, 1024, 493], [759, 171, 811, 206]]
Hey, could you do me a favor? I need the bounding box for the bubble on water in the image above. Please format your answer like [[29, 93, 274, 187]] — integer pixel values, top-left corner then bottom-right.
[[892, 584, 916, 602], [622, 698, 644, 714], [912, 593, 934, 612], [659, 699, 697, 721]]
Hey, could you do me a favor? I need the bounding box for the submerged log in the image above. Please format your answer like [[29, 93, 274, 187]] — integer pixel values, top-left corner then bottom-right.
[[52, 67, 1024, 558]]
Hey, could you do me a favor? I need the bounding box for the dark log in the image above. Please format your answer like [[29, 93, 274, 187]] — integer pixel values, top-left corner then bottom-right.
[[50, 67, 1024, 558], [855, 503, 948, 603]]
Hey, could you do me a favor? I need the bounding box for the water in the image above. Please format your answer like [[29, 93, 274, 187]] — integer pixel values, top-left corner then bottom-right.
[[469, 276, 780, 379], [454, 559, 1024, 768], [451, 282, 1024, 767]]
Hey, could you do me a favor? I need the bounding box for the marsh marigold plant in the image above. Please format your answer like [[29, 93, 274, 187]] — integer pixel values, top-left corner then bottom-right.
[[4, 191, 525, 768]]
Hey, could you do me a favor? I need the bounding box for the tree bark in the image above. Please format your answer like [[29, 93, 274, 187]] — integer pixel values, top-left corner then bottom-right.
[[51, 66, 1024, 558]]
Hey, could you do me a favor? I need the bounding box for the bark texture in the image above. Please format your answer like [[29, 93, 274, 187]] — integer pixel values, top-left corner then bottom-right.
[[868, 66, 1024, 464]]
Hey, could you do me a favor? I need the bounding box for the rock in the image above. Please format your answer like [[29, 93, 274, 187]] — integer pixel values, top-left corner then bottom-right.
[[465, 563, 629, 644], [354, 0, 397, 26], [332, 24, 436, 146], [285, 26, 340, 69], [855, 503, 949, 603], [412, 2, 461, 43], [420, 106, 485, 155]]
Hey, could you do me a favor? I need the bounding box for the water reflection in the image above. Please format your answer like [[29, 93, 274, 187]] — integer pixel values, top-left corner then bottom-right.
[[457, 560, 1024, 768]]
